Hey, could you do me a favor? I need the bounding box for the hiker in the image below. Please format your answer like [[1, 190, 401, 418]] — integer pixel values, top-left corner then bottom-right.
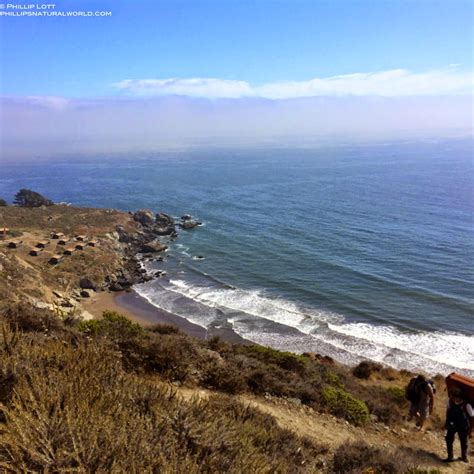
[[406, 374, 435, 430], [444, 387, 473, 463]]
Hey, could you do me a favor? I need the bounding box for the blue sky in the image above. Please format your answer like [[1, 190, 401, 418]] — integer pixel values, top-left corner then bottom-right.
[[0, 0, 472, 97], [0, 0, 472, 157]]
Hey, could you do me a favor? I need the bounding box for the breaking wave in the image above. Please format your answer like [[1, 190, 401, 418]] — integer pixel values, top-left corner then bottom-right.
[[135, 276, 474, 377]]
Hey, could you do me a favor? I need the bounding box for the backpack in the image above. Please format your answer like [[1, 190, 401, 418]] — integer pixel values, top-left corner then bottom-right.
[[447, 401, 471, 432], [406, 377, 422, 403], [406, 377, 436, 404]]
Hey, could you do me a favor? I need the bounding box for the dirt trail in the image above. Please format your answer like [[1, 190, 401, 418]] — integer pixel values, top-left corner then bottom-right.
[[178, 387, 472, 473]]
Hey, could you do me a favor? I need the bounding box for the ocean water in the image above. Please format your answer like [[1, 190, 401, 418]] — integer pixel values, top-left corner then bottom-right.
[[1, 138, 473, 375]]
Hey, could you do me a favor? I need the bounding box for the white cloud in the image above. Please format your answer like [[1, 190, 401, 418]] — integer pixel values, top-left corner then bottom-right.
[[112, 68, 473, 99], [113, 77, 252, 99]]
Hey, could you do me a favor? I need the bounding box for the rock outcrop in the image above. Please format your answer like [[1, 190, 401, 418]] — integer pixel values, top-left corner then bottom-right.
[[133, 209, 155, 227], [179, 215, 201, 230], [141, 241, 167, 253], [154, 213, 176, 236]]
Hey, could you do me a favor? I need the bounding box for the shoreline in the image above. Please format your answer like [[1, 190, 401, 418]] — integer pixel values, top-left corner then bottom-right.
[[82, 289, 249, 345], [82, 287, 474, 377]]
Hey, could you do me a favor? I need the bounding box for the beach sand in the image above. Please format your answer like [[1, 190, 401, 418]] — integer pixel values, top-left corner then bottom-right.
[[82, 289, 248, 344]]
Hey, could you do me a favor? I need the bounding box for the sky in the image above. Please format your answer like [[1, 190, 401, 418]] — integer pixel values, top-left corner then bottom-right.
[[0, 0, 472, 157]]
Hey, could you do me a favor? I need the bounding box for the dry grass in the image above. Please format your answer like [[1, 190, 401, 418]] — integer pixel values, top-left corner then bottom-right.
[[0, 205, 135, 236], [0, 318, 327, 472], [0, 205, 136, 311], [331, 441, 432, 474], [0, 304, 443, 472]]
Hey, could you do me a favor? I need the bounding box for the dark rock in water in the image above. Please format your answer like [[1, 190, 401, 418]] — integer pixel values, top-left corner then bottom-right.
[[180, 220, 199, 230], [141, 241, 167, 253], [195, 255, 205, 260], [139, 268, 147, 274], [181, 214, 192, 221], [80, 290, 90, 298], [79, 278, 96, 290], [133, 209, 155, 227], [153, 225, 175, 236], [156, 256, 164, 262], [154, 212, 176, 235], [143, 253, 153, 259]]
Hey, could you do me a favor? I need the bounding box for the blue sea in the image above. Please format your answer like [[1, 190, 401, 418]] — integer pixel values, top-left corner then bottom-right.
[[1, 138, 473, 375]]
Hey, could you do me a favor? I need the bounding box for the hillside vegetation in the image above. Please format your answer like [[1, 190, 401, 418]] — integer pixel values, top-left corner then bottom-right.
[[0, 304, 465, 473], [0, 204, 468, 473]]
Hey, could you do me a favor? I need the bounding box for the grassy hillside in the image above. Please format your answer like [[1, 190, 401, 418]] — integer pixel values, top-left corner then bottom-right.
[[0, 305, 461, 473], [0, 205, 466, 473]]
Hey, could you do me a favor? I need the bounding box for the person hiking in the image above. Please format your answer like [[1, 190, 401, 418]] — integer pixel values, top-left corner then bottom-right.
[[444, 387, 473, 463], [406, 374, 435, 430]]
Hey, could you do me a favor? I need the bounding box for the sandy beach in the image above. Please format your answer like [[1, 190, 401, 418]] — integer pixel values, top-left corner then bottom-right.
[[82, 289, 248, 344]]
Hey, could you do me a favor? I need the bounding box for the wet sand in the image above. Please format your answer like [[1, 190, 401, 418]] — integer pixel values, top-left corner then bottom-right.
[[83, 289, 248, 344]]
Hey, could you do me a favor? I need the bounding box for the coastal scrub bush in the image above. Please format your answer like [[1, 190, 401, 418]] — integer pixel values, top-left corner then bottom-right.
[[0, 322, 327, 472], [332, 441, 412, 473], [352, 360, 383, 379], [78, 318, 102, 334], [0, 198, 7, 206], [202, 360, 247, 394], [241, 345, 307, 374], [322, 386, 370, 426], [386, 386, 406, 404], [4, 303, 63, 333], [141, 335, 198, 382], [78, 310, 145, 340], [321, 366, 344, 388], [150, 323, 181, 335], [354, 385, 407, 425]]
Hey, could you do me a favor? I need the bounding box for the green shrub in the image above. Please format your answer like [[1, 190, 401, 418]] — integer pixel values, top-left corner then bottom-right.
[[322, 367, 344, 388], [242, 345, 307, 374], [322, 386, 370, 426], [0, 199, 7, 207], [78, 319, 102, 334], [386, 386, 406, 404], [102, 310, 145, 337], [78, 311, 145, 340]]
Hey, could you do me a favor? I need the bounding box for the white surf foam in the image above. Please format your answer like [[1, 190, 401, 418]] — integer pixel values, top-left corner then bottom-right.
[[135, 278, 474, 376]]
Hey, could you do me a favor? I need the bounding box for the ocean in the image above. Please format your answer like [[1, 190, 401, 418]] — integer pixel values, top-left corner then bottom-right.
[[1, 138, 473, 376]]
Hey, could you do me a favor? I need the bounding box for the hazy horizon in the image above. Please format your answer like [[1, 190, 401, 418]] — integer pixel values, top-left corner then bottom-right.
[[1, 94, 472, 158]]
